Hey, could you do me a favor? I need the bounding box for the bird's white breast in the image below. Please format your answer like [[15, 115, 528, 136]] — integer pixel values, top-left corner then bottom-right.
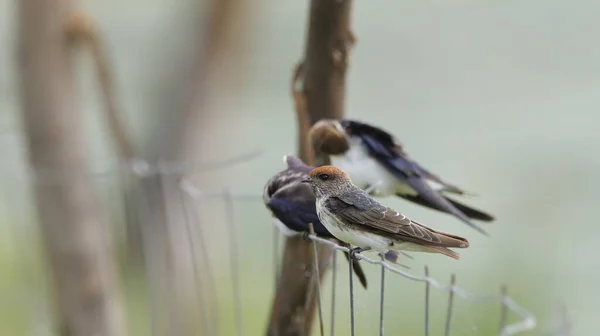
[[330, 138, 416, 196], [316, 200, 391, 252]]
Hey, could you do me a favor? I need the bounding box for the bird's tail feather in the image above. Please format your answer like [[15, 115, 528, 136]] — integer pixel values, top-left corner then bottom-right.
[[397, 180, 491, 237], [430, 229, 470, 249], [423, 246, 460, 260], [410, 219, 470, 249], [445, 197, 494, 222], [397, 193, 494, 222]]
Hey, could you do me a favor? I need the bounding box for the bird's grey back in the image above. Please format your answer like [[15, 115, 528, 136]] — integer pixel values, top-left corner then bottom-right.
[[335, 186, 385, 211]]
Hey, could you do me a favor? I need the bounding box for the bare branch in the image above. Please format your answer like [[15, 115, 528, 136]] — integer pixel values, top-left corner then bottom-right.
[[65, 12, 136, 161]]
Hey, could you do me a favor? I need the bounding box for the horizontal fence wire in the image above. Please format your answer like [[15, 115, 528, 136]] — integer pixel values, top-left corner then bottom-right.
[[0, 151, 263, 185]]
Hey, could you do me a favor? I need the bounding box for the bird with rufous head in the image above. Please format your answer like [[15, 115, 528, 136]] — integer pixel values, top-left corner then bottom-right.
[[303, 165, 469, 260]]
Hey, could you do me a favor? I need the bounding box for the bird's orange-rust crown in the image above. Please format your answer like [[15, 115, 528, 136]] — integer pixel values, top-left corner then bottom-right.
[[308, 120, 349, 155], [309, 165, 350, 179]]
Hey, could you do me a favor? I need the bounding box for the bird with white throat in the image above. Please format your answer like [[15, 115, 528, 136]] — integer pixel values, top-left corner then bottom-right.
[[303, 165, 470, 260], [263, 154, 403, 288]]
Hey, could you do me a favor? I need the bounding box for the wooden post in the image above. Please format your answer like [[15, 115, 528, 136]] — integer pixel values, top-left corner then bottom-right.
[[17, 0, 127, 335], [267, 0, 355, 335]]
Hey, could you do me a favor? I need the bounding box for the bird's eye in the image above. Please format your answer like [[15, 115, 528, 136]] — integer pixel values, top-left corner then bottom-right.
[[318, 173, 329, 181]]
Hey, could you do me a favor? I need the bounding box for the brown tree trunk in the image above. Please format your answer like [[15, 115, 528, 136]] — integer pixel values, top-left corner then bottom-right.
[[17, 0, 127, 335], [267, 0, 355, 335]]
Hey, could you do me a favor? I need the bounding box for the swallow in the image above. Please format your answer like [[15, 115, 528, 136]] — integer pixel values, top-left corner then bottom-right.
[[308, 118, 494, 236], [264, 155, 402, 288], [303, 165, 470, 260]]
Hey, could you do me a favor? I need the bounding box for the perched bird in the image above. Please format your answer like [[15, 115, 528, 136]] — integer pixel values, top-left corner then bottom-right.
[[303, 165, 470, 260], [308, 119, 494, 236], [264, 155, 401, 288]]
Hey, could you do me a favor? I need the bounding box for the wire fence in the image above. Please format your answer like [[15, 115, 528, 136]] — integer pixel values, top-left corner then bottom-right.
[[0, 154, 540, 335], [173, 155, 537, 336], [180, 177, 536, 336]]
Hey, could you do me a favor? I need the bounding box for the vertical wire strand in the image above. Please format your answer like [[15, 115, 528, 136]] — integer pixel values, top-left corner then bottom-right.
[[349, 251, 356, 336], [273, 226, 280, 288], [379, 253, 386, 336], [444, 274, 457, 336], [330, 251, 337, 336], [137, 176, 163, 336], [499, 285, 508, 333], [302, 269, 316, 336], [424, 266, 430, 336], [178, 188, 210, 336], [309, 224, 325, 336], [188, 194, 219, 336], [302, 252, 318, 336], [157, 172, 180, 330], [224, 189, 244, 336]]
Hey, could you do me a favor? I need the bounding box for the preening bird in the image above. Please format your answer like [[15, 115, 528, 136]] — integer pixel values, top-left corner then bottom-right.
[[308, 118, 494, 236], [264, 155, 400, 288], [303, 165, 470, 260]]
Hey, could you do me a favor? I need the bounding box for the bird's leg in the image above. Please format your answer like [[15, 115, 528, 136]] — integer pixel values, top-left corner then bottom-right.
[[349, 246, 371, 261], [301, 231, 312, 241]]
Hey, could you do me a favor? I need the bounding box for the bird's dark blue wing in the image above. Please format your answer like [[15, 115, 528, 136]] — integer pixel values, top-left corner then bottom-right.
[[267, 195, 371, 288], [399, 194, 495, 222], [266, 197, 333, 238], [341, 119, 423, 177], [342, 119, 459, 182], [359, 134, 421, 175], [343, 120, 490, 236]]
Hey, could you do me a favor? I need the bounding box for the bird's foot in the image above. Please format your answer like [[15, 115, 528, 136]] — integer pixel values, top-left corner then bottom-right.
[[301, 231, 312, 241], [349, 246, 370, 261]]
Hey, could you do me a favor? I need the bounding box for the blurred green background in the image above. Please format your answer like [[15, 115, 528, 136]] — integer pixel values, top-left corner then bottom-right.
[[1, 0, 598, 334]]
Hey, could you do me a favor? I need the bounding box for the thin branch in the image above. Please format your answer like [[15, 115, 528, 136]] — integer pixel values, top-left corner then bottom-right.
[[65, 12, 136, 161], [291, 62, 312, 163]]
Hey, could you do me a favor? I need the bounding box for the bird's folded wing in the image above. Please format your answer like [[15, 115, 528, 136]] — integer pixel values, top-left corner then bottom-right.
[[344, 120, 461, 192], [355, 127, 464, 194], [325, 196, 468, 248], [359, 133, 490, 234]]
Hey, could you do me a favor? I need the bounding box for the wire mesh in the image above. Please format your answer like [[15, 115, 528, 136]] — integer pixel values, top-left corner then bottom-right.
[[176, 160, 537, 336], [302, 235, 535, 336], [2, 156, 537, 336]]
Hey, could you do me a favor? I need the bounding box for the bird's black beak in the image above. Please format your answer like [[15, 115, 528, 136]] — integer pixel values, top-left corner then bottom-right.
[[301, 178, 312, 184]]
